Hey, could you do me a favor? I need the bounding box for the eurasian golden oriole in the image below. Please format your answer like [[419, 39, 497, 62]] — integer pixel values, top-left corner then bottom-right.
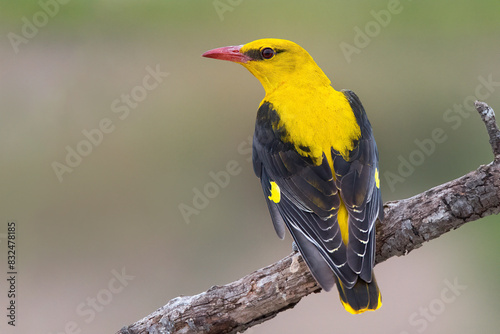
[[203, 38, 383, 314]]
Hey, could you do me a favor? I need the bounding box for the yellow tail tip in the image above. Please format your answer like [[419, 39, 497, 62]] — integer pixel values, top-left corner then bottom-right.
[[340, 291, 382, 314]]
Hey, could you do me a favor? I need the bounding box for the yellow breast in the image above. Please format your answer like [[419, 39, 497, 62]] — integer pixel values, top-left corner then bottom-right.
[[264, 84, 361, 172]]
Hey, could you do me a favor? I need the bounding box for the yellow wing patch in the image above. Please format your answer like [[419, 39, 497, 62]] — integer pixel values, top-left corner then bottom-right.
[[268, 181, 281, 203], [375, 168, 380, 189], [338, 202, 349, 245]]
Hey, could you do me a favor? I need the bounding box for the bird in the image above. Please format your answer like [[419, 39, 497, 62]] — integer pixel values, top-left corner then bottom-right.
[[202, 38, 383, 314]]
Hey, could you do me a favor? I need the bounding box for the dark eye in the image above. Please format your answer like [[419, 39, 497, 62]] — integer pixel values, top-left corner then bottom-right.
[[261, 47, 275, 59]]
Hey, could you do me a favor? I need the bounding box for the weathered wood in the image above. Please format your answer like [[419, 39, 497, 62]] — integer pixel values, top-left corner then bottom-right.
[[119, 254, 318, 334], [475, 101, 500, 161], [378, 161, 500, 262], [117, 102, 500, 334]]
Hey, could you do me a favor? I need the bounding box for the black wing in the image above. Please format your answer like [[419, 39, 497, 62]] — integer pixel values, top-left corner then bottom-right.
[[334, 89, 383, 282]]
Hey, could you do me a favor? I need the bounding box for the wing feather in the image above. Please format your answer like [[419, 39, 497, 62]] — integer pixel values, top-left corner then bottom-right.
[[337, 90, 383, 279]]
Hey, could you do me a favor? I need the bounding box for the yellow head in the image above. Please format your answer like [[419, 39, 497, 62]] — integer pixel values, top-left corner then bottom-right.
[[202, 38, 330, 93]]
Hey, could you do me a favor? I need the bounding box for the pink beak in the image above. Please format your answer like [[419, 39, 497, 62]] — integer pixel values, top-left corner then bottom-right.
[[202, 45, 251, 64]]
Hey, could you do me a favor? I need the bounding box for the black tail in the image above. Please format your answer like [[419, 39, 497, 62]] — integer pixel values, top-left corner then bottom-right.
[[335, 274, 381, 314]]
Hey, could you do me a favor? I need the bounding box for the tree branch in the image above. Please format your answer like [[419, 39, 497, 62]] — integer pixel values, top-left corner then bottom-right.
[[117, 102, 500, 334], [475, 101, 500, 161]]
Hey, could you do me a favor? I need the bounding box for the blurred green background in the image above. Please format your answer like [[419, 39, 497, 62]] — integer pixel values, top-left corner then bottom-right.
[[1, 0, 499, 333]]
